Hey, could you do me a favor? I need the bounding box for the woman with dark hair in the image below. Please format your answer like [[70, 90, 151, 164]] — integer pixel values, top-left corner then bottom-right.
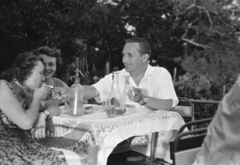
[[32, 46, 69, 105], [0, 52, 67, 164]]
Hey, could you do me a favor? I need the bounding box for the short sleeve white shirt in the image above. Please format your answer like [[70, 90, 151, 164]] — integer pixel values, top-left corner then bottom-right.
[[92, 65, 178, 108]]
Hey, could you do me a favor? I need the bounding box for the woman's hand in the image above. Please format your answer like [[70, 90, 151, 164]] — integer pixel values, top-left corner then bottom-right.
[[31, 112, 47, 140], [51, 88, 65, 105], [33, 83, 48, 101]]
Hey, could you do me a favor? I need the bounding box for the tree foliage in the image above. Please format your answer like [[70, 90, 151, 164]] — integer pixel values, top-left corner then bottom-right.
[[165, 0, 240, 100], [1, 0, 240, 100], [0, 0, 95, 69]]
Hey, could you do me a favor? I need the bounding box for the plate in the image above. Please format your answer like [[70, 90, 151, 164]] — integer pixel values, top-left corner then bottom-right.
[[84, 105, 94, 114], [59, 104, 102, 115], [84, 104, 102, 110]]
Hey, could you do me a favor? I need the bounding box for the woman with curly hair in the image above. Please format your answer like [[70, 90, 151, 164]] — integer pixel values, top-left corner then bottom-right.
[[0, 52, 68, 164]]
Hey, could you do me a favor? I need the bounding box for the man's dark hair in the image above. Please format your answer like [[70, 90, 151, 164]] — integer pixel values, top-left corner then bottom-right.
[[125, 37, 151, 58]]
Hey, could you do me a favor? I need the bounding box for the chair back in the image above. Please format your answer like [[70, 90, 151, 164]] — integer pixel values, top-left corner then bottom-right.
[[170, 118, 213, 165], [171, 128, 207, 165], [171, 97, 194, 124], [178, 118, 212, 133]]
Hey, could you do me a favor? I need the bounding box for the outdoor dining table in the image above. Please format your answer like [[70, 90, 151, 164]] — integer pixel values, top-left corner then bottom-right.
[[40, 104, 185, 165]]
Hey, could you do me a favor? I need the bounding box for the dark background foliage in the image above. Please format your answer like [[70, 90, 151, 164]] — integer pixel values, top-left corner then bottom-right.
[[1, 0, 240, 113]]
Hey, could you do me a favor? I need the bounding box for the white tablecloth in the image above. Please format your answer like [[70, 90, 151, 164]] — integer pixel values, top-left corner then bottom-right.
[[41, 105, 185, 165]]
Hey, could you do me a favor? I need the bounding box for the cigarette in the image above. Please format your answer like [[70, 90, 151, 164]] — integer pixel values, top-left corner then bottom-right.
[[46, 85, 54, 89], [130, 86, 135, 96]]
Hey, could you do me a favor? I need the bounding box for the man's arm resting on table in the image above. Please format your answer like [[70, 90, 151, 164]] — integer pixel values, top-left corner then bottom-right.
[[83, 85, 100, 100], [139, 96, 173, 110]]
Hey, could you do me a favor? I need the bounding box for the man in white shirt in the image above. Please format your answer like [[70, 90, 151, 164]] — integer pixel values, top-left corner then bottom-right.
[[83, 37, 178, 110]]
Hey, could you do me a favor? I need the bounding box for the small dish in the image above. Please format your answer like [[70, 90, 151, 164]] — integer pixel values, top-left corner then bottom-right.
[[59, 105, 94, 115]]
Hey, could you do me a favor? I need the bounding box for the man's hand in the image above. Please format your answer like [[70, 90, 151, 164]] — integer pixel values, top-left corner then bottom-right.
[[127, 87, 143, 103]]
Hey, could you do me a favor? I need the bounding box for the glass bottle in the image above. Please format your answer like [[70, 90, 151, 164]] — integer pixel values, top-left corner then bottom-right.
[[106, 72, 125, 117], [69, 69, 84, 116]]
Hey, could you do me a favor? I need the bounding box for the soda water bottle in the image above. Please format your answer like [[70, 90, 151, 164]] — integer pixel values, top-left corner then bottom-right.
[[69, 69, 84, 116]]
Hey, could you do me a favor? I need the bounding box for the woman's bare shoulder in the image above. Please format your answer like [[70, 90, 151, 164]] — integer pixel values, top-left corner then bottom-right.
[[0, 80, 7, 88], [0, 80, 11, 93]]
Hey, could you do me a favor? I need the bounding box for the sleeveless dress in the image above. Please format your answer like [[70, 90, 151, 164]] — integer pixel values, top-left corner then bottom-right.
[[0, 81, 67, 165]]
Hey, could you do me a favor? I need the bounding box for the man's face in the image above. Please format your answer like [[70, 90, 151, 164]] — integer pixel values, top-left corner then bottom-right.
[[39, 54, 57, 80], [24, 61, 45, 89], [122, 43, 145, 74]]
